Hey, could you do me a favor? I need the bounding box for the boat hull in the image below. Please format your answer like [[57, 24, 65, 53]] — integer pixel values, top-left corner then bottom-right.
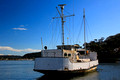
[[34, 66, 97, 75], [34, 57, 98, 75]]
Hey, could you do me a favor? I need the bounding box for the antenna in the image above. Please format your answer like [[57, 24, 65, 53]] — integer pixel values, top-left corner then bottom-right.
[[41, 37, 43, 50], [67, 37, 69, 45], [83, 8, 86, 55], [53, 4, 74, 49]]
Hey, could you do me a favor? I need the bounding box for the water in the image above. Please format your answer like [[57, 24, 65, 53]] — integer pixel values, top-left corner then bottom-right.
[[0, 60, 120, 80], [0, 60, 43, 80]]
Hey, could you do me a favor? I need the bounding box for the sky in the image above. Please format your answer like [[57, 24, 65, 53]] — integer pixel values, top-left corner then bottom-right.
[[0, 0, 120, 56]]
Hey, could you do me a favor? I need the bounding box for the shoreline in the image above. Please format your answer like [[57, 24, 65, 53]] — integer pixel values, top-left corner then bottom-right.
[[1, 58, 120, 63], [0, 59, 34, 61]]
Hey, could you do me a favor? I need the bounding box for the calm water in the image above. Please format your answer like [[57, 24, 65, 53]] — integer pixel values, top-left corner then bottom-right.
[[0, 60, 120, 80]]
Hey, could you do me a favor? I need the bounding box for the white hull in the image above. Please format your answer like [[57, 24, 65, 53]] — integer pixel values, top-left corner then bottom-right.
[[34, 57, 98, 74]]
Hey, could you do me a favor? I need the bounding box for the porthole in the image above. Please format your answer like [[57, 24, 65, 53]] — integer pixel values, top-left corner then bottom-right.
[[68, 53, 71, 57], [64, 53, 67, 57]]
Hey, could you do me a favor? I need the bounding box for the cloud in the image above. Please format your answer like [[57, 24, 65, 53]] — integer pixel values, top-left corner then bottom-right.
[[23, 48, 41, 52], [0, 46, 21, 52], [0, 46, 41, 52], [13, 28, 27, 30], [12, 24, 28, 30]]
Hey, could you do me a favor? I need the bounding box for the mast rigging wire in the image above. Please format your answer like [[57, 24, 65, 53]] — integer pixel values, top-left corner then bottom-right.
[[85, 18, 93, 41], [72, 0, 75, 44], [76, 19, 84, 43]]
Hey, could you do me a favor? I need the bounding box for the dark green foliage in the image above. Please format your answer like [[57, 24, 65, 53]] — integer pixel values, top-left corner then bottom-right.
[[0, 55, 22, 60], [0, 52, 41, 60], [22, 52, 41, 59], [86, 33, 120, 60]]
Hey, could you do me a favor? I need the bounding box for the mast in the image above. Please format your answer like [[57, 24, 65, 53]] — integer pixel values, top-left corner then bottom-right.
[[58, 4, 65, 46], [83, 8, 86, 55], [53, 4, 74, 49], [41, 37, 43, 50]]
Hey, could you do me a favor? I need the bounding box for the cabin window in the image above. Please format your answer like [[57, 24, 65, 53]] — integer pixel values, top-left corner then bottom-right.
[[77, 51, 85, 55], [64, 53, 67, 57], [68, 53, 71, 57], [58, 47, 61, 49]]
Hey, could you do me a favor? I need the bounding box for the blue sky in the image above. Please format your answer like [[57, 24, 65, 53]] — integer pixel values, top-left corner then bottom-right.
[[0, 0, 120, 56]]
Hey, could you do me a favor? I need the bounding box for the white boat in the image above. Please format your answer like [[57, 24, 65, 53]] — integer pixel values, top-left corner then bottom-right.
[[34, 4, 98, 75]]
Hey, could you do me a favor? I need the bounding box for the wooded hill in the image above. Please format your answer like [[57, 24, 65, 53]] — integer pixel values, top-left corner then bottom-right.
[[0, 52, 41, 60], [86, 33, 120, 62]]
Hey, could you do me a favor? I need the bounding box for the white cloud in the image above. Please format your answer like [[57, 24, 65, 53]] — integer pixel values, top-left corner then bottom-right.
[[12, 24, 28, 30], [0, 46, 41, 52], [0, 46, 21, 52], [23, 48, 41, 52], [13, 28, 27, 30]]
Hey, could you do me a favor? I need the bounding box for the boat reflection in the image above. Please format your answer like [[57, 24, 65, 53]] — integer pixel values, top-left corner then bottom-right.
[[36, 71, 99, 80], [70, 71, 99, 80]]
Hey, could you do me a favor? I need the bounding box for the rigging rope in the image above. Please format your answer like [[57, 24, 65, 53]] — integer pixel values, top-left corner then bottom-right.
[[76, 19, 84, 43], [54, 19, 61, 47], [85, 18, 93, 41], [72, 1, 75, 45], [48, 10, 59, 48], [69, 17, 72, 44], [43, 18, 54, 48], [67, 19, 72, 44]]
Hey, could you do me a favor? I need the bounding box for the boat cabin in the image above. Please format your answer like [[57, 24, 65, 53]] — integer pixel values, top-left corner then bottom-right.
[[42, 45, 79, 58], [57, 44, 80, 50], [41, 45, 97, 62]]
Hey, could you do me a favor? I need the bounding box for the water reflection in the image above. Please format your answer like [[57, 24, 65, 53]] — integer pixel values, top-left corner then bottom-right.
[[70, 72, 99, 80], [37, 75, 72, 80], [36, 71, 99, 80], [98, 63, 120, 80]]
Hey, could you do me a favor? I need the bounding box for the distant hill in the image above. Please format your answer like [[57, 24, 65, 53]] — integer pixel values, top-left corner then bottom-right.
[[0, 55, 22, 60], [0, 52, 41, 60], [22, 52, 41, 59]]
